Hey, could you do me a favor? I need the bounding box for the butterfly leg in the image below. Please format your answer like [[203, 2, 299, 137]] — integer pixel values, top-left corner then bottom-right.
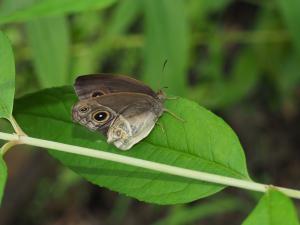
[[163, 108, 185, 122]]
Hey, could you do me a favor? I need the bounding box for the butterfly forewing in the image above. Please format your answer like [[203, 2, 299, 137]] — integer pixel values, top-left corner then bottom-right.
[[74, 74, 157, 100]]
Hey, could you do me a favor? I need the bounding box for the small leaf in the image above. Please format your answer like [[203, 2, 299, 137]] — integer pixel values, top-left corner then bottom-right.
[[0, 156, 7, 205], [26, 16, 70, 88], [142, 0, 189, 96], [243, 189, 300, 225], [0, 0, 116, 25], [0, 31, 15, 119], [14, 86, 249, 204]]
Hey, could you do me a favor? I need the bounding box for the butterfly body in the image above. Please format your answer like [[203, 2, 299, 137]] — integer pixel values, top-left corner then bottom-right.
[[72, 74, 165, 150]]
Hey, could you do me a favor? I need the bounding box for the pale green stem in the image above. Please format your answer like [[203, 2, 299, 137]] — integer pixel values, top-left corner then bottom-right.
[[0, 131, 300, 200], [8, 115, 27, 136], [0, 116, 27, 155]]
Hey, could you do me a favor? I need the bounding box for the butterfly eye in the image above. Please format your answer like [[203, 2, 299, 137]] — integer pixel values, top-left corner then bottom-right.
[[91, 91, 104, 98], [79, 106, 89, 113], [93, 111, 110, 123]]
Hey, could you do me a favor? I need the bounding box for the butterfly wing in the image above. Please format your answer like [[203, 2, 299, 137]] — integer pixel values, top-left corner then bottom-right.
[[72, 92, 164, 150], [74, 74, 157, 100], [99, 93, 164, 150]]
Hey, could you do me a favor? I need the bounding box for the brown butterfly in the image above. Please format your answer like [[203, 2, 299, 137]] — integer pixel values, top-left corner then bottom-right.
[[72, 74, 167, 150]]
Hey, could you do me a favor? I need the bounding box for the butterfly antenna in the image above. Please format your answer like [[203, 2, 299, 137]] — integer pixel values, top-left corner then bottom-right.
[[162, 59, 168, 72], [157, 59, 168, 90]]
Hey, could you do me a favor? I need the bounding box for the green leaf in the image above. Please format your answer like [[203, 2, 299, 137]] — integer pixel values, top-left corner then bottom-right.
[[0, 156, 7, 205], [14, 86, 249, 204], [142, 0, 189, 96], [0, 0, 116, 25], [276, 0, 300, 58], [26, 16, 70, 88], [0, 31, 15, 119], [243, 189, 300, 225]]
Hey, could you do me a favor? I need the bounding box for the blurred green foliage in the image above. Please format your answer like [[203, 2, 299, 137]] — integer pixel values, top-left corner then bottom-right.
[[0, 0, 299, 112], [26, 15, 70, 87], [152, 196, 244, 225], [0, 0, 299, 114]]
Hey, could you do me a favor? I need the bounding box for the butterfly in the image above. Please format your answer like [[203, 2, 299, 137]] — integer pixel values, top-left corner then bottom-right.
[[72, 74, 166, 150]]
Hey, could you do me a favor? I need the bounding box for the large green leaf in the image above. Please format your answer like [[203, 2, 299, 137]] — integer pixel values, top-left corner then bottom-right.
[[0, 31, 15, 119], [14, 86, 249, 204], [0, 156, 7, 205], [26, 16, 70, 88], [0, 0, 116, 25], [142, 0, 189, 96], [243, 189, 300, 225]]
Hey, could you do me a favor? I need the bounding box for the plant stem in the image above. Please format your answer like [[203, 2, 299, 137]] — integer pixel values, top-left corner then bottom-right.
[[0, 131, 300, 200], [8, 115, 26, 136], [0, 116, 26, 155], [0, 141, 19, 155]]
